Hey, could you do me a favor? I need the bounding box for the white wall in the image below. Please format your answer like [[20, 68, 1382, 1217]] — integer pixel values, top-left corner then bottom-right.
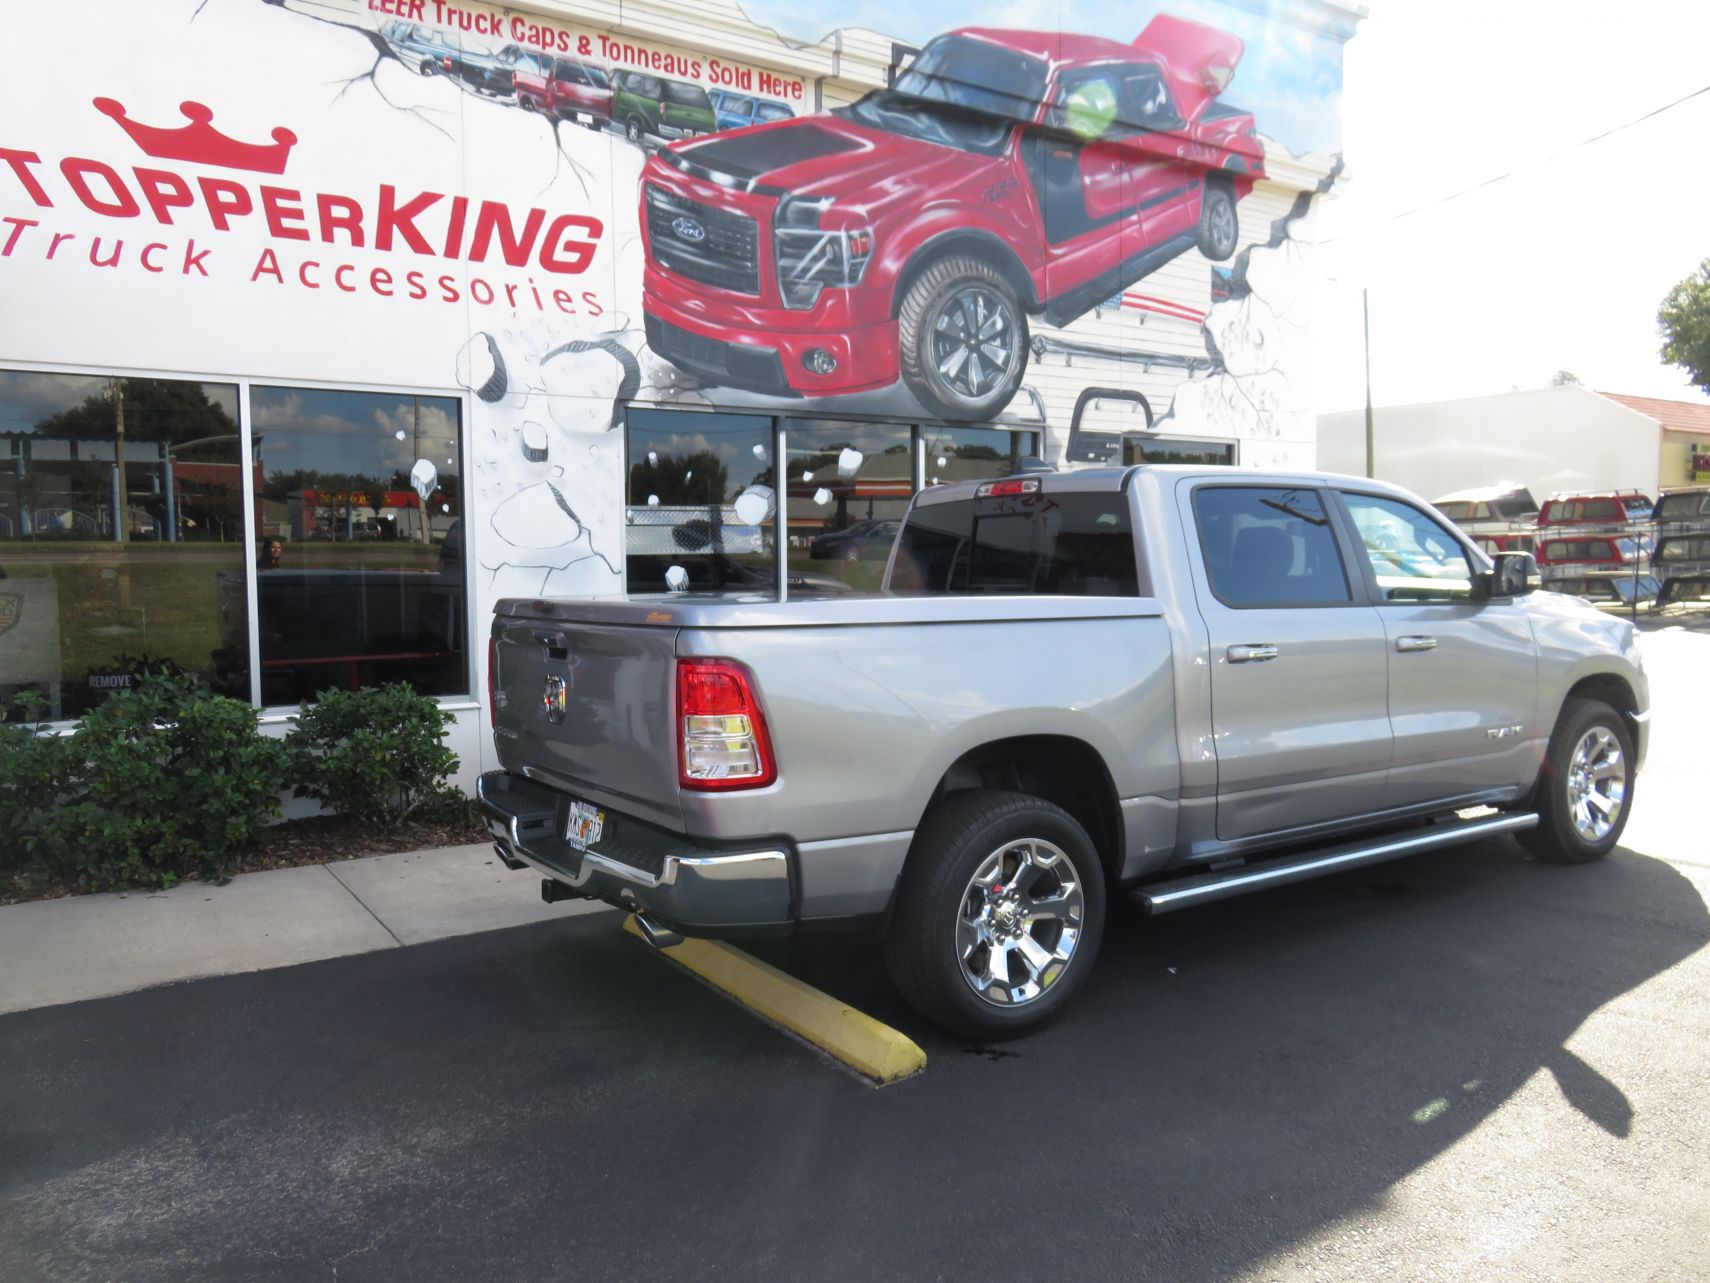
[[1318, 387, 1662, 502]]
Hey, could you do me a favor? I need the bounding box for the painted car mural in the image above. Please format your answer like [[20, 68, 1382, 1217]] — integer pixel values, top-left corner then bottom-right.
[[641, 16, 1263, 421]]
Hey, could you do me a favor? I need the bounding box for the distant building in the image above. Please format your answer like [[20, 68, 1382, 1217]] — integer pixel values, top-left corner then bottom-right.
[[1318, 387, 1710, 504]]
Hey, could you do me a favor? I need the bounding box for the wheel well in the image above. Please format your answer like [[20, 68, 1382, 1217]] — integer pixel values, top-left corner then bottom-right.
[[1562, 673, 1638, 725], [891, 234, 1039, 318], [924, 736, 1123, 881]]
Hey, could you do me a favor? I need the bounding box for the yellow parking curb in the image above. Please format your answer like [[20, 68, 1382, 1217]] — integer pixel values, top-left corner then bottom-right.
[[622, 915, 926, 1084]]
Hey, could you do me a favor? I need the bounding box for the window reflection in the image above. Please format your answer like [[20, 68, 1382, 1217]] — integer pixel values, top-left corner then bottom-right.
[[0, 370, 245, 719], [786, 420, 912, 592], [625, 408, 776, 595], [250, 386, 466, 705], [922, 426, 1039, 486]]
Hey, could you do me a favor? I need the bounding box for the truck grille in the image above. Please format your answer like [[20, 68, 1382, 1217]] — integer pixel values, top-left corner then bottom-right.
[[644, 184, 760, 296]]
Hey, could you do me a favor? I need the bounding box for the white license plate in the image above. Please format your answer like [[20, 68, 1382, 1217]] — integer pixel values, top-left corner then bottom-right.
[[566, 802, 605, 852]]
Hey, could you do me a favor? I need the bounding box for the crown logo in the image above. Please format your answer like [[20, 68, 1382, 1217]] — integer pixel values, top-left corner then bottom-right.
[[93, 98, 298, 174]]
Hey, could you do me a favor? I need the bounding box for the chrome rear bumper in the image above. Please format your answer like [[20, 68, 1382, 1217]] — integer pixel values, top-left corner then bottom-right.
[[477, 771, 792, 930]]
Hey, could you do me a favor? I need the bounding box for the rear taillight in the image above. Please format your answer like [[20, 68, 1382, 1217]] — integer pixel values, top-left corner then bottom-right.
[[487, 634, 498, 729], [677, 657, 776, 790]]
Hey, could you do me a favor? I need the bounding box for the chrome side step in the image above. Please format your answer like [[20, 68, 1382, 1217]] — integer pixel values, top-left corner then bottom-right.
[[1134, 812, 1539, 915]]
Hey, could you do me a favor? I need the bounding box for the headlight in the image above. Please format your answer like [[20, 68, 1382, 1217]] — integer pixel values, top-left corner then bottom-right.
[[774, 195, 874, 310]]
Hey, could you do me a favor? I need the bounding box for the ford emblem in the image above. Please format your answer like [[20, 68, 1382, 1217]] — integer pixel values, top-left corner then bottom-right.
[[671, 215, 706, 243], [542, 674, 568, 725]]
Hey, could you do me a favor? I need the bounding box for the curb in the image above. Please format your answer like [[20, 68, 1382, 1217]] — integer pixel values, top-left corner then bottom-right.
[[621, 915, 926, 1084]]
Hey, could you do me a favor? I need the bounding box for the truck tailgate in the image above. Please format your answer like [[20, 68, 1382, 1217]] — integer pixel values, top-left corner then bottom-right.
[[491, 613, 683, 832]]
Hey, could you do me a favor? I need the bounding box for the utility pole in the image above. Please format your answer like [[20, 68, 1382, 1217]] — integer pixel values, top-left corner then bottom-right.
[[1362, 288, 1375, 479]]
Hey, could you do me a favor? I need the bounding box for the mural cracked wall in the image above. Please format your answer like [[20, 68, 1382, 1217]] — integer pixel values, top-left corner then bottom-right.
[[0, 0, 1357, 741]]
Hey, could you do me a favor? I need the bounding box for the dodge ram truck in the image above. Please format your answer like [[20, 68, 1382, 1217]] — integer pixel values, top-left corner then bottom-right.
[[480, 467, 1648, 1037], [639, 15, 1263, 422]]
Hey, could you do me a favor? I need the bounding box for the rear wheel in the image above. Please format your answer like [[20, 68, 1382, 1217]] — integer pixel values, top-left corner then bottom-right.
[[885, 790, 1105, 1039], [1518, 697, 1634, 863], [897, 254, 1029, 422], [625, 116, 647, 146]]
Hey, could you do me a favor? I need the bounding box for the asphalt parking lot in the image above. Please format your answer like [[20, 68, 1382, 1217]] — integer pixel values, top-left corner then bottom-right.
[[3, 616, 1707, 1282]]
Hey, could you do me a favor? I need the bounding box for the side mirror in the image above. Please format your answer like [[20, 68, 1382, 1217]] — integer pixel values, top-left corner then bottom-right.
[[1479, 551, 1540, 599]]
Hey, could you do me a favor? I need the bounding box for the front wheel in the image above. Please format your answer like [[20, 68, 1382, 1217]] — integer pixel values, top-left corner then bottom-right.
[[897, 255, 1029, 422], [1518, 697, 1634, 863], [884, 790, 1106, 1039], [625, 116, 647, 146], [1197, 181, 1238, 261]]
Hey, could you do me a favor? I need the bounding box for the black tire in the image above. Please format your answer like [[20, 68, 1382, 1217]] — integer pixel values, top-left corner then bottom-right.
[[626, 116, 647, 146], [897, 254, 1029, 422], [1517, 697, 1635, 864], [1197, 181, 1238, 261], [418, 59, 437, 77], [884, 790, 1106, 1039]]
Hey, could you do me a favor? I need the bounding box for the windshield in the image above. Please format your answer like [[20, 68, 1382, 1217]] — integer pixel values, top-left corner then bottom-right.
[[842, 35, 1047, 154], [890, 490, 1139, 596]]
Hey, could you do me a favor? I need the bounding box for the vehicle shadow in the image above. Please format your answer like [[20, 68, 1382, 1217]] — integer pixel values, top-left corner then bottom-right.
[[756, 837, 1707, 1279]]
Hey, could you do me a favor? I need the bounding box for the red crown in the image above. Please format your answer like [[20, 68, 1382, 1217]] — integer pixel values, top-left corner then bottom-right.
[[93, 97, 297, 174]]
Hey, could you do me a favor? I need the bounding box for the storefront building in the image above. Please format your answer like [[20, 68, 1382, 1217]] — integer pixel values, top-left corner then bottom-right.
[[0, 0, 1359, 784]]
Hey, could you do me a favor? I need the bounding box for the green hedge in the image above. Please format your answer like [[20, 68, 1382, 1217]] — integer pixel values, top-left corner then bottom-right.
[[1, 677, 464, 893]]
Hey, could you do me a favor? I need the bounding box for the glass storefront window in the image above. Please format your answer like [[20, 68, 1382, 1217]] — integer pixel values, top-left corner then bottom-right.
[[250, 386, 466, 706], [923, 426, 1039, 486], [625, 408, 776, 595], [1123, 436, 1236, 466], [785, 420, 913, 593], [0, 370, 245, 720]]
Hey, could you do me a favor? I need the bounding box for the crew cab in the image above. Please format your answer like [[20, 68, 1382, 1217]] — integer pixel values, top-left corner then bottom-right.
[[513, 52, 613, 126], [480, 467, 1648, 1037], [638, 15, 1263, 422]]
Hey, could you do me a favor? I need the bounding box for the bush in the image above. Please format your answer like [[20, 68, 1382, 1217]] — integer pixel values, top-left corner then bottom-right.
[[39, 673, 284, 891], [285, 683, 460, 827], [0, 693, 72, 875]]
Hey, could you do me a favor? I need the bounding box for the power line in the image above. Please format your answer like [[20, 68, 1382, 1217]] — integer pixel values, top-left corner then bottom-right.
[[1317, 78, 1710, 246]]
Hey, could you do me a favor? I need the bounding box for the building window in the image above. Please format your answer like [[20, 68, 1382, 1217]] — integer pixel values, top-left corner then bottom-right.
[[923, 425, 1040, 485], [1124, 436, 1236, 466], [0, 370, 245, 720], [786, 420, 913, 591], [625, 408, 777, 595], [250, 385, 466, 706]]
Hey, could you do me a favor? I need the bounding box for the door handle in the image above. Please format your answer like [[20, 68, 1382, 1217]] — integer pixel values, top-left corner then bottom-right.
[[1396, 635, 1438, 653], [1226, 643, 1278, 663]]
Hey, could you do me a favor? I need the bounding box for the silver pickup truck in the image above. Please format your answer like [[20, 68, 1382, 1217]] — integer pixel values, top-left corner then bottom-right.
[[480, 466, 1648, 1037]]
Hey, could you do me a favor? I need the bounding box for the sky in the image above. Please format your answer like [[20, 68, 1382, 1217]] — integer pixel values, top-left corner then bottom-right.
[[739, 0, 1351, 153], [1309, 0, 1710, 413]]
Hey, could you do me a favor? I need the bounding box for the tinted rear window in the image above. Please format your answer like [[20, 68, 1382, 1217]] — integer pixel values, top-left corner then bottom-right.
[[889, 491, 1139, 596]]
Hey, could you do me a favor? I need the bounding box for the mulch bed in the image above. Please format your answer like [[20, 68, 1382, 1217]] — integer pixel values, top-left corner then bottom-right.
[[1, 813, 489, 906]]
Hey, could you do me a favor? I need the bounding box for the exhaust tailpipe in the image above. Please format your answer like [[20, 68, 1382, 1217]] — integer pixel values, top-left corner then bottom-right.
[[632, 912, 684, 950]]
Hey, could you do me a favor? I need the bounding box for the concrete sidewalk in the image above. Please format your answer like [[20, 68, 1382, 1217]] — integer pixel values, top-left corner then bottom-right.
[[0, 843, 610, 1016]]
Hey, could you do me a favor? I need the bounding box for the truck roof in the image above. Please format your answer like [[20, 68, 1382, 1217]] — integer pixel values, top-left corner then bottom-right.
[[914, 465, 1428, 506]]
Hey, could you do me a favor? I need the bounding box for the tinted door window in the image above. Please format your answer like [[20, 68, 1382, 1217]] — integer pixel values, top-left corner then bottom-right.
[[1192, 486, 1349, 608]]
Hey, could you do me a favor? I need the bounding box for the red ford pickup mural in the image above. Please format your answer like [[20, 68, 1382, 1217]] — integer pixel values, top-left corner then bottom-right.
[[640, 16, 1262, 420]]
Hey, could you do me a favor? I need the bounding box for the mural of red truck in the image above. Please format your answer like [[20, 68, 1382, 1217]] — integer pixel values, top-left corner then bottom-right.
[[640, 15, 1263, 421]]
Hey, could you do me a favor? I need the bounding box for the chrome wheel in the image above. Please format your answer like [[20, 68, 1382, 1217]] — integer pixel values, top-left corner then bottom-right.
[[1566, 725, 1625, 842], [931, 286, 1017, 402], [954, 838, 1085, 1007]]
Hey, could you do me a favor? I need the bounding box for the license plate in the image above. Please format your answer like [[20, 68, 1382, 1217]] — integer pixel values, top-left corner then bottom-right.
[[566, 801, 605, 852]]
